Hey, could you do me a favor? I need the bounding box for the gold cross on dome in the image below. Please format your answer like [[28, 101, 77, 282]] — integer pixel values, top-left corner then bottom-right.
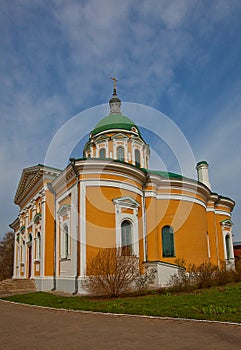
[[110, 77, 118, 90]]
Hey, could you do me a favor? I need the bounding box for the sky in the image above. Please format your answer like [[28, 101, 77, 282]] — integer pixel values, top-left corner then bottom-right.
[[1, 0, 241, 241]]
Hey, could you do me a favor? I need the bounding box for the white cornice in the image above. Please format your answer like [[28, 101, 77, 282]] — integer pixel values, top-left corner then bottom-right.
[[111, 133, 129, 140], [52, 160, 146, 193], [147, 174, 211, 202], [217, 197, 235, 210], [82, 179, 143, 196], [93, 128, 140, 139], [215, 210, 231, 217], [206, 208, 215, 213], [145, 191, 207, 208]]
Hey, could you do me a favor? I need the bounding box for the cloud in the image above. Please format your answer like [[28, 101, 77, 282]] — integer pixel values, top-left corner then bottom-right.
[[0, 0, 241, 240]]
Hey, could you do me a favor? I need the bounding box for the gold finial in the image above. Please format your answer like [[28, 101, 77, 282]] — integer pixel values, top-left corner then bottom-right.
[[110, 77, 118, 92]]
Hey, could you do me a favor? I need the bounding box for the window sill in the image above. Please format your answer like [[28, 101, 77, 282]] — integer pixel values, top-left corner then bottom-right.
[[60, 257, 71, 261]]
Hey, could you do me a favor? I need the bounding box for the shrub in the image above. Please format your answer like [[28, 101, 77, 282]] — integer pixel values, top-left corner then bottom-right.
[[234, 257, 241, 281], [214, 261, 235, 286], [168, 258, 194, 292], [83, 248, 139, 297], [189, 262, 219, 289], [134, 266, 157, 295], [168, 259, 238, 292]]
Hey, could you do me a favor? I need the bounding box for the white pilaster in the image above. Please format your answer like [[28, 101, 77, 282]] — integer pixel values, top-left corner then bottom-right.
[[41, 192, 46, 277], [70, 187, 77, 276], [80, 182, 86, 276]]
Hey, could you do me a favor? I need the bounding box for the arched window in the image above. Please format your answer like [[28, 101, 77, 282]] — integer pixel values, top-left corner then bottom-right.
[[22, 240, 26, 264], [63, 224, 69, 258], [121, 220, 132, 255], [162, 226, 175, 257], [135, 149, 141, 167], [99, 148, 106, 159], [117, 146, 125, 161], [36, 232, 41, 260], [225, 234, 231, 260]]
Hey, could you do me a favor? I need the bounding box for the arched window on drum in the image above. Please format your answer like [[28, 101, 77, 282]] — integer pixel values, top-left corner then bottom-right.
[[99, 148, 106, 159], [117, 146, 125, 161], [135, 149, 140, 167]]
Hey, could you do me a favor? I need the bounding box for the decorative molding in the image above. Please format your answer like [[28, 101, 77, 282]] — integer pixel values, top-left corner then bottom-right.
[[14, 165, 61, 206], [220, 219, 233, 227], [111, 132, 129, 140], [57, 204, 71, 217], [113, 196, 140, 209], [33, 213, 42, 224]]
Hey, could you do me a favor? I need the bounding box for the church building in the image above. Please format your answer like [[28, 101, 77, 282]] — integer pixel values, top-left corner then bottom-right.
[[10, 82, 235, 293]]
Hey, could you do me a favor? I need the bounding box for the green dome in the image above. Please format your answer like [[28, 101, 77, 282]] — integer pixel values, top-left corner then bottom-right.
[[92, 113, 140, 135]]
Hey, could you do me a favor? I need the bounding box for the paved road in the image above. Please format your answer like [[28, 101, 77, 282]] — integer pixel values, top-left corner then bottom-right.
[[0, 300, 241, 350]]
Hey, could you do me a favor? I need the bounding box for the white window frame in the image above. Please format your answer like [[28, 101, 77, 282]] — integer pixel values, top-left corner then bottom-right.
[[99, 147, 106, 159], [223, 231, 234, 261], [96, 139, 108, 158], [35, 231, 41, 261], [113, 196, 140, 256], [57, 204, 71, 260], [112, 134, 128, 162], [121, 219, 134, 255], [117, 145, 125, 161]]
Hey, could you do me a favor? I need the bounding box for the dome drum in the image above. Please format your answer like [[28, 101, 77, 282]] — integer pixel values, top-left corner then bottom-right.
[[84, 89, 150, 168]]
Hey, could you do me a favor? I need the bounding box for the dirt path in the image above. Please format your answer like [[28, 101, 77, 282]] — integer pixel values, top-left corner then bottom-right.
[[0, 300, 241, 349]]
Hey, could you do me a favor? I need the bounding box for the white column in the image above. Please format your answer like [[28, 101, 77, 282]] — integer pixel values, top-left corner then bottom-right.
[[80, 182, 86, 276], [31, 235, 35, 278], [41, 192, 46, 277], [13, 235, 18, 278], [56, 214, 60, 276], [115, 204, 121, 248], [17, 238, 21, 277], [71, 187, 78, 277], [142, 194, 147, 262], [23, 239, 27, 278]]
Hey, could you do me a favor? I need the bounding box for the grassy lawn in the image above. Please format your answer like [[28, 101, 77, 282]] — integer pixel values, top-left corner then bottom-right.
[[1, 283, 241, 323]]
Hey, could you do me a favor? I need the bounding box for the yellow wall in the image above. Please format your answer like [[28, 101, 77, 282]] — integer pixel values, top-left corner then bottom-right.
[[146, 198, 210, 266], [85, 185, 144, 266]]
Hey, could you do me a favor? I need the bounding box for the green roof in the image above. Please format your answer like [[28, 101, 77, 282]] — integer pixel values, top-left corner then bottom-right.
[[148, 170, 183, 179], [148, 170, 197, 182], [197, 161, 208, 166], [92, 113, 140, 135]]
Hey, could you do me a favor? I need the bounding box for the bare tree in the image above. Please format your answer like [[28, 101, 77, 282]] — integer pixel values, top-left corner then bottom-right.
[[0, 231, 14, 281], [83, 248, 139, 297]]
